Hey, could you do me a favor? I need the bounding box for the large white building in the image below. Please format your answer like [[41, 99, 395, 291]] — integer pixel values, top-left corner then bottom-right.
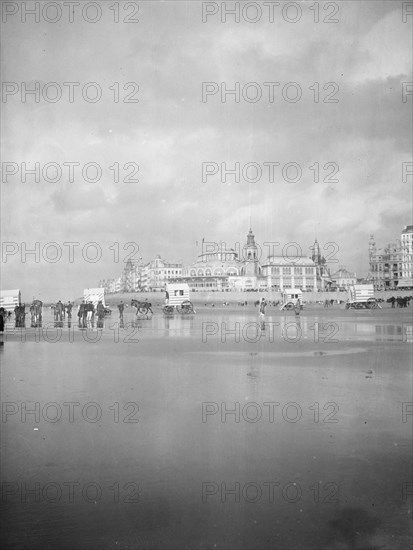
[[98, 229, 341, 294], [180, 229, 327, 291], [368, 226, 412, 290], [99, 276, 122, 294], [400, 225, 413, 287], [180, 229, 267, 291], [140, 256, 183, 291], [330, 267, 357, 290], [261, 256, 317, 291]]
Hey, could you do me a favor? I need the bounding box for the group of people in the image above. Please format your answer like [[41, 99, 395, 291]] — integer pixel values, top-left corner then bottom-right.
[[258, 297, 301, 330], [51, 300, 71, 322], [0, 306, 12, 331], [388, 296, 411, 308], [77, 300, 106, 327]]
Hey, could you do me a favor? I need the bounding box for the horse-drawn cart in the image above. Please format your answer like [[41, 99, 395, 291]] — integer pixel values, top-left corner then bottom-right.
[[345, 284, 381, 309], [163, 283, 195, 314]]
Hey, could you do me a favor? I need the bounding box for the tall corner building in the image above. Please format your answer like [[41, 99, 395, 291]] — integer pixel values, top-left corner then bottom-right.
[[400, 225, 413, 288], [368, 226, 413, 290]]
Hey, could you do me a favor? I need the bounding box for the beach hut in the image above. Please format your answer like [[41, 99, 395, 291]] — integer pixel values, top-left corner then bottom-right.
[[0, 289, 21, 311]]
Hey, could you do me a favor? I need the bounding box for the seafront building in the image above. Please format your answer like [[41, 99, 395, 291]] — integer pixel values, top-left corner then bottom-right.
[[164, 229, 329, 292], [99, 257, 182, 293], [261, 256, 318, 291], [400, 225, 413, 287], [179, 229, 267, 291], [368, 226, 413, 290], [140, 256, 183, 291], [98, 228, 408, 294], [330, 267, 357, 290]]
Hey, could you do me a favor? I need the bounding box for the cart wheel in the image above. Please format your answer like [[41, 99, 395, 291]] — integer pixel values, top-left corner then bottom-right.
[[286, 303, 294, 310], [180, 300, 194, 314], [163, 305, 174, 315], [367, 299, 378, 309]]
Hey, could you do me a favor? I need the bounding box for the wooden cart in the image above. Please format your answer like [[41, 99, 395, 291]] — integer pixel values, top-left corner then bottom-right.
[[163, 283, 195, 314]]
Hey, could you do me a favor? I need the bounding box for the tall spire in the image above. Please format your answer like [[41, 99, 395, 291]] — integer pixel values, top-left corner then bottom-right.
[[369, 234, 376, 259]]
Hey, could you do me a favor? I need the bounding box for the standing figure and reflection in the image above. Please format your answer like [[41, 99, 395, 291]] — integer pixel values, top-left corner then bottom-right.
[[86, 301, 95, 323], [259, 297, 267, 332], [118, 301, 125, 322], [30, 299, 43, 328], [66, 301, 73, 321], [78, 301, 86, 328], [14, 303, 26, 328], [96, 300, 105, 329], [0, 307, 6, 343], [55, 300, 64, 323]]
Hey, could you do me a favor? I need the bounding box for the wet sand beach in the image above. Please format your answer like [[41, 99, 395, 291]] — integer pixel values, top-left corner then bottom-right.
[[1, 305, 412, 549]]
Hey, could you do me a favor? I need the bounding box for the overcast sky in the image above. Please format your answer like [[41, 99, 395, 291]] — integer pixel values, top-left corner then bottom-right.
[[1, 0, 412, 300]]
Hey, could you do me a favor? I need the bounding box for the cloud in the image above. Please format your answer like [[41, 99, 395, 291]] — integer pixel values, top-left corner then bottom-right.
[[1, 1, 412, 299]]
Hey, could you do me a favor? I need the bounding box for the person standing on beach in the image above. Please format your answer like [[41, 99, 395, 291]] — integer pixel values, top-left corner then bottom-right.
[[0, 307, 5, 335], [259, 298, 267, 330], [66, 301, 73, 318], [97, 300, 105, 327], [118, 301, 124, 322], [294, 299, 301, 317], [56, 300, 64, 322]]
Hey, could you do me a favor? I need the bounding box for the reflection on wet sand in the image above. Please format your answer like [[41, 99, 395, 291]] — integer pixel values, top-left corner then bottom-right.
[[0, 307, 412, 549]]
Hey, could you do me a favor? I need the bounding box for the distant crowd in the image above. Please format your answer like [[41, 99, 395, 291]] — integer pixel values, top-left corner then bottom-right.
[[387, 296, 411, 308]]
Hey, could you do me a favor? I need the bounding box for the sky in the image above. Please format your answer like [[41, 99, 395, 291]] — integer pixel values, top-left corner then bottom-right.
[[1, 0, 412, 301]]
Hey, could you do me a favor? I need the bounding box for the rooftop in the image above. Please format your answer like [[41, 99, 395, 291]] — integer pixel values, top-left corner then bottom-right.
[[264, 256, 316, 266]]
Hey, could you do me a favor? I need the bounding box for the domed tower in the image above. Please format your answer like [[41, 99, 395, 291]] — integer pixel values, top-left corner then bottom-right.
[[122, 259, 136, 292], [243, 228, 259, 277], [311, 238, 321, 264], [311, 238, 331, 289]]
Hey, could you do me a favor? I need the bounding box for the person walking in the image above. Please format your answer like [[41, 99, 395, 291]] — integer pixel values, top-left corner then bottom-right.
[[294, 299, 301, 317], [97, 300, 105, 328], [0, 307, 5, 338], [14, 304, 20, 327], [56, 300, 64, 322], [259, 297, 267, 330], [66, 301, 73, 318], [77, 302, 84, 326]]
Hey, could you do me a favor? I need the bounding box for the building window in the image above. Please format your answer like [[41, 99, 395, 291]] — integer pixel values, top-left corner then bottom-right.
[[283, 267, 291, 275]]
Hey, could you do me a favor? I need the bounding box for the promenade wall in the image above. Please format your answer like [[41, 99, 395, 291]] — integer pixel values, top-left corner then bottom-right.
[[105, 289, 413, 306]]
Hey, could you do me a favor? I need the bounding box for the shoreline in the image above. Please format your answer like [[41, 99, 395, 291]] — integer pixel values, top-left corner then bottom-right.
[[103, 289, 413, 307]]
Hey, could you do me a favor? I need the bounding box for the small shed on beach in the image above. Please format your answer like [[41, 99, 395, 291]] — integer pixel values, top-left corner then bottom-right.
[[0, 289, 21, 311]]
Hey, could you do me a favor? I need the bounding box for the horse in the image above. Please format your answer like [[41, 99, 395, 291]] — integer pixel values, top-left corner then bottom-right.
[[30, 300, 43, 327], [131, 299, 153, 315]]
